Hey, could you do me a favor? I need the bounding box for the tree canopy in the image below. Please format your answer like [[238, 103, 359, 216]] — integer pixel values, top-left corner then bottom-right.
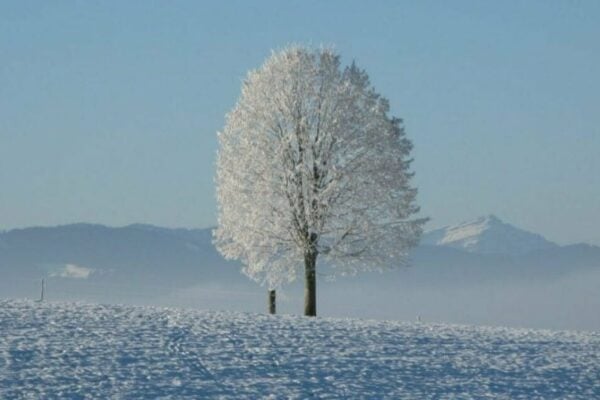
[[214, 46, 425, 314]]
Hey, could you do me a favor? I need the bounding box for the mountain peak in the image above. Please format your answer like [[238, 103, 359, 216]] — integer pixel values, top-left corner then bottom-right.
[[481, 214, 500, 223], [422, 215, 558, 255]]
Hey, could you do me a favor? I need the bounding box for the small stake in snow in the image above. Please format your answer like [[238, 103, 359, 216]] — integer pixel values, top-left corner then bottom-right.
[[38, 279, 45, 302], [268, 290, 276, 315]]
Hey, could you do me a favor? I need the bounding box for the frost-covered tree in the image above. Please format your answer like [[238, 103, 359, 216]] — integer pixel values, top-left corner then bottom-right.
[[215, 46, 425, 316]]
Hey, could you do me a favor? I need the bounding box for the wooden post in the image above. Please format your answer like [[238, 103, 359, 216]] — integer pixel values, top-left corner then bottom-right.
[[268, 289, 276, 314]]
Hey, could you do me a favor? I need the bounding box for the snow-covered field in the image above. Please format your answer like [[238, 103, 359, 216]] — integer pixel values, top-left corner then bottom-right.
[[1, 300, 598, 399]]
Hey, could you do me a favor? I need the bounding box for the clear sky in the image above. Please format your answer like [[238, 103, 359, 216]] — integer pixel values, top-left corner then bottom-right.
[[1, 1, 599, 245]]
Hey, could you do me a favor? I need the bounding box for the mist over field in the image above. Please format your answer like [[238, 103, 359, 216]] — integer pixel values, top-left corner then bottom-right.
[[2, 216, 598, 331], [158, 262, 600, 331]]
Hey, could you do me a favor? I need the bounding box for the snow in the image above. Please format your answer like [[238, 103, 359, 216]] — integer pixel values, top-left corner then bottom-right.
[[49, 263, 94, 279], [422, 215, 558, 255], [1, 300, 598, 399]]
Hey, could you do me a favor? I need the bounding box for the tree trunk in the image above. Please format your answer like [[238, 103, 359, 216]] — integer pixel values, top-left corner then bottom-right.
[[268, 289, 276, 315], [304, 251, 317, 316]]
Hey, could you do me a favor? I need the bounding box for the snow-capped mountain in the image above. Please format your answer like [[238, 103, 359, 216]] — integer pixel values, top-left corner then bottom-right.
[[421, 215, 558, 255]]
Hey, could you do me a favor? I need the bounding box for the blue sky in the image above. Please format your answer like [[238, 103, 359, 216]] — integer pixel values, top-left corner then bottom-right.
[[1, 1, 599, 245]]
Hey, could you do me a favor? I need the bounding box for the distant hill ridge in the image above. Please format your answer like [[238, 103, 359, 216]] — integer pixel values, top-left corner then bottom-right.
[[1, 216, 596, 263]]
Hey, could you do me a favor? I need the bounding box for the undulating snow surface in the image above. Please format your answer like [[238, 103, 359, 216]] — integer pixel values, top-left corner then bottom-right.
[[1, 300, 599, 398]]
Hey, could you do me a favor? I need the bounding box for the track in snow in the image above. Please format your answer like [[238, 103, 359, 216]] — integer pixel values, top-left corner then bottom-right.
[[0, 299, 599, 399]]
